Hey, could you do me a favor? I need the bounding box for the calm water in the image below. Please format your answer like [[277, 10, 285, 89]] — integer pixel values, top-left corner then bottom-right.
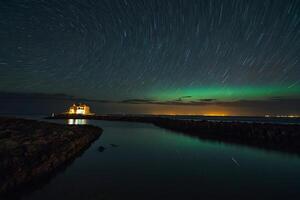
[[19, 119, 300, 200]]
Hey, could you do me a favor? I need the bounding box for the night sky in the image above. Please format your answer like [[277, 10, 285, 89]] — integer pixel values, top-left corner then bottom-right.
[[0, 0, 300, 116]]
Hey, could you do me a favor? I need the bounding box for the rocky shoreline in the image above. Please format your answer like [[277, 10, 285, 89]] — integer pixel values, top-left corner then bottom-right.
[[153, 118, 300, 154], [49, 114, 300, 155], [0, 117, 102, 195]]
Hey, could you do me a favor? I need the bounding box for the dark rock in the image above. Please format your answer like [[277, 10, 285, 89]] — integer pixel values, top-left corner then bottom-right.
[[98, 146, 106, 152], [0, 117, 102, 195], [152, 118, 300, 155]]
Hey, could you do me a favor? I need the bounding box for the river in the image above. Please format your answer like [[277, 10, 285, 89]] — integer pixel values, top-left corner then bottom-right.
[[21, 119, 300, 200]]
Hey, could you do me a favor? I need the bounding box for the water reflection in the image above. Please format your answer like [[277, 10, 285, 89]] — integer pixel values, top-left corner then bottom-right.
[[67, 119, 87, 125], [22, 120, 300, 200]]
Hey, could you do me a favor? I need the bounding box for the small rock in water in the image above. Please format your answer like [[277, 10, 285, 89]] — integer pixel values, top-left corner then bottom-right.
[[98, 146, 106, 152], [110, 144, 119, 147]]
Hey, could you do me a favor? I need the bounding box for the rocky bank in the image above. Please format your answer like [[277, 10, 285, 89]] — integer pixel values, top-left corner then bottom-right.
[[0, 117, 102, 195], [153, 118, 300, 154]]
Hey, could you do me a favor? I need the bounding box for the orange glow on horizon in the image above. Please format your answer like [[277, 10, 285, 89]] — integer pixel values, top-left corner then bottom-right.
[[202, 113, 228, 116], [148, 112, 229, 116], [117, 103, 263, 116], [148, 108, 230, 116]]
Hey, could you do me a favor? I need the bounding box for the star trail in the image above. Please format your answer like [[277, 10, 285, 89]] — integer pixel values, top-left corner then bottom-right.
[[0, 0, 299, 115]]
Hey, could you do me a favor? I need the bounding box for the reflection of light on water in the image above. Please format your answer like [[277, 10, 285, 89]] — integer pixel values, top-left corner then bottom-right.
[[68, 119, 87, 125]]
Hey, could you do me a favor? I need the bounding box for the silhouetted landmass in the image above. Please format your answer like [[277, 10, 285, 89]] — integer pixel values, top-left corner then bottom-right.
[[49, 114, 300, 155], [153, 118, 300, 154], [0, 117, 102, 196]]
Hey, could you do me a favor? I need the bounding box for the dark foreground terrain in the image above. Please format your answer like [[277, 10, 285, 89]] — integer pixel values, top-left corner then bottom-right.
[[153, 118, 300, 154], [0, 117, 102, 196], [50, 114, 300, 155]]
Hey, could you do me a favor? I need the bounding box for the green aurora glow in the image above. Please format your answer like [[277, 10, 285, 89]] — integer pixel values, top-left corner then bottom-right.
[[149, 86, 300, 101]]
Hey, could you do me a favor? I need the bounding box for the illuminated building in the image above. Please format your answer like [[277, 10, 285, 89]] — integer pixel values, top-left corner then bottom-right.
[[67, 103, 94, 115]]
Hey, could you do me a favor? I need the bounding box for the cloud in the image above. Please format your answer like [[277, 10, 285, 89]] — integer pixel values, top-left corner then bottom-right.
[[174, 95, 193, 102], [1, 92, 300, 112], [118, 97, 300, 113], [0, 91, 75, 100], [120, 99, 157, 104], [0, 91, 112, 103], [197, 98, 217, 102]]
